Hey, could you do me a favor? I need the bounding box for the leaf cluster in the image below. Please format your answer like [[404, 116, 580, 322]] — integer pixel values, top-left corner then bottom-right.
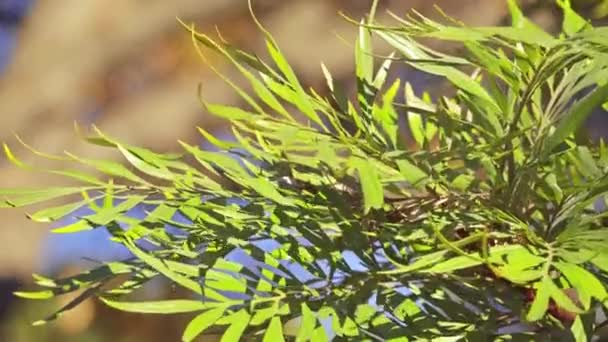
[[4, 0, 608, 340]]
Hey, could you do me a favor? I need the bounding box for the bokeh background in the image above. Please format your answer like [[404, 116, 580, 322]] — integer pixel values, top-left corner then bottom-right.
[[0, 0, 605, 341]]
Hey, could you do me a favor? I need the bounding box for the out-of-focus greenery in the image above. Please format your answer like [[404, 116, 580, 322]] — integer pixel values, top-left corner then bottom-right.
[[3, 0, 608, 340], [575, 0, 608, 18]]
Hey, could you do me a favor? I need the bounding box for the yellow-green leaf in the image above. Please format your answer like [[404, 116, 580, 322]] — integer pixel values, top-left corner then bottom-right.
[[182, 307, 226, 342], [100, 298, 213, 314], [263, 316, 285, 342]]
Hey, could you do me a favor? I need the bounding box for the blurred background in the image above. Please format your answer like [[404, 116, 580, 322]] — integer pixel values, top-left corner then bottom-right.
[[0, 0, 605, 341]]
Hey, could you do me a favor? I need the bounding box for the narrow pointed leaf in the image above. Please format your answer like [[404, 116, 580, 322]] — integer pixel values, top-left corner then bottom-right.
[[100, 298, 213, 314], [182, 307, 226, 342], [263, 316, 285, 342]]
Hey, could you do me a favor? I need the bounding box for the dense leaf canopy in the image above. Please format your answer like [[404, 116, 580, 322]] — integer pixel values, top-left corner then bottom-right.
[[4, 0, 608, 340]]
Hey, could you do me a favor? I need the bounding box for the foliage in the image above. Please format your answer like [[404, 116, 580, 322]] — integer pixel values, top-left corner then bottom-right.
[[576, 0, 608, 18], [4, 0, 608, 340]]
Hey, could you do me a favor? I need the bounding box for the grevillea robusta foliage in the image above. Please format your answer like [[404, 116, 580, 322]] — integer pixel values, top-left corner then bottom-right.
[[4, 0, 608, 340]]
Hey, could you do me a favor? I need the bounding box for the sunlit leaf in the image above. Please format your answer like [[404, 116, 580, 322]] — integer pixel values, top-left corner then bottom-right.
[[350, 157, 383, 213], [296, 303, 317, 341], [100, 298, 213, 314], [220, 310, 251, 342], [27, 200, 87, 223], [555, 262, 607, 309], [0, 187, 86, 208], [571, 315, 587, 342], [526, 277, 552, 321], [6, 2, 608, 340], [182, 307, 226, 342], [263, 316, 285, 342], [556, 0, 590, 35]]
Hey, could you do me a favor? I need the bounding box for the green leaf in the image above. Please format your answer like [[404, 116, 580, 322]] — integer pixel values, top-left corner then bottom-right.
[[265, 40, 324, 128], [506, 0, 556, 45], [0, 187, 86, 208], [544, 173, 563, 202], [599, 139, 608, 167], [526, 277, 552, 321], [32, 286, 100, 325], [396, 159, 428, 187], [506, 0, 526, 27], [190, 29, 291, 120], [52, 195, 147, 233], [251, 305, 279, 326], [377, 32, 503, 135], [373, 53, 395, 90], [383, 249, 449, 275], [394, 299, 421, 320], [372, 79, 400, 147], [220, 310, 251, 342], [49, 169, 106, 186], [591, 253, 608, 274], [180, 142, 247, 177], [122, 240, 210, 297], [84, 195, 148, 226], [28, 200, 87, 223], [116, 145, 174, 180], [296, 303, 316, 341], [3, 142, 31, 169], [407, 110, 425, 148], [555, 262, 607, 309], [556, 0, 590, 35], [424, 255, 483, 273], [320, 62, 334, 92], [405, 83, 427, 148], [182, 307, 226, 342], [500, 269, 544, 285], [2, 143, 107, 186], [576, 146, 601, 178], [100, 298, 213, 314], [242, 177, 294, 205], [356, 21, 374, 85], [205, 260, 246, 295], [13, 290, 55, 300], [548, 279, 584, 315], [66, 152, 148, 185], [197, 126, 239, 151], [570, 315, 587, 342], [387, 338, 408, 342], [206, 103, 256, 121], [311, 326, 329, 342], [263, 316, 285, 342], [354, 304, 376, 325], [450, 174, 474, 191], [421, 26, 488, 42], [542, 83, 608, 159], [350, 157, 384, 213], [341, 317, 359, 337]]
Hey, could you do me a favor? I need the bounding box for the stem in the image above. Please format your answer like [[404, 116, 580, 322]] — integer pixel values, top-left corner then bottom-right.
[[501, 53, 552, 210], [379, 232, 486, 275], [434, 225, 484, 263], [369, 0, 380, 24]]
